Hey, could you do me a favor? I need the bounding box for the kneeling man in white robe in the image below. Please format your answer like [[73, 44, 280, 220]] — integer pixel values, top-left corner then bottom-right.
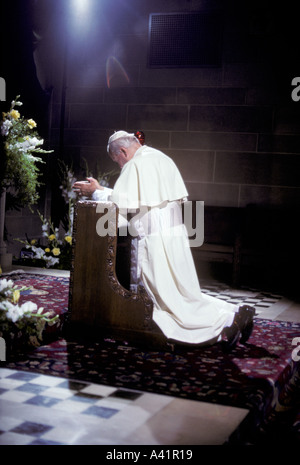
[[73, 131, 255, 351]]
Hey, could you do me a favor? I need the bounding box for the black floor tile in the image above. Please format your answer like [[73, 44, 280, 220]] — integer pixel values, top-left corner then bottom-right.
[[109, 389, 142, 400], [7, 372, 38, 382], [24, 395, 61, 408], [82, 405, 118, 419], [15, 383, 48, 394], [11, 421, 53, 437]]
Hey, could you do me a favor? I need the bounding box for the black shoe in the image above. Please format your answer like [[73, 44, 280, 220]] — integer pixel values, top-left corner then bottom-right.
[[222, 316, 241, 352], [222, 305, 255, 352], [238, 305, 256, 344]]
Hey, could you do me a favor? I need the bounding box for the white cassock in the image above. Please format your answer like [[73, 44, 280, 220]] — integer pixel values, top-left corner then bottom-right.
[[93, 145, 238, 345]]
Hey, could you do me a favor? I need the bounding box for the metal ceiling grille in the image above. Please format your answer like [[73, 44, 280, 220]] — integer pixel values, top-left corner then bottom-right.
[[148, 12, 223, 68]]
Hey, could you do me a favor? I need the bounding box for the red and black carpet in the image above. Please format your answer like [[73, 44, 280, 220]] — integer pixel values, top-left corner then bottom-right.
[[1, 271, 300, 444]]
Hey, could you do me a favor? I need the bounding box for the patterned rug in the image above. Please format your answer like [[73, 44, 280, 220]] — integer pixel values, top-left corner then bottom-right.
[[6, 272, 69, 317], [1, 271, 300, 443]]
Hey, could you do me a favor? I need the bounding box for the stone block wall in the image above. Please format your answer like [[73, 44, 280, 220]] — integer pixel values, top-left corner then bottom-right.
[[4, 0, 300, 281], [45, 0, 300, 210]]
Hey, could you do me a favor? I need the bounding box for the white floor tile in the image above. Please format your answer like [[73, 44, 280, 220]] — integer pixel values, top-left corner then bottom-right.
[[0, 431, 34, 445]]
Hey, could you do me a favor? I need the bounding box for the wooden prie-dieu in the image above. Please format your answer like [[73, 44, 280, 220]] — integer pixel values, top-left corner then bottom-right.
[[67, 200, 172, 349]]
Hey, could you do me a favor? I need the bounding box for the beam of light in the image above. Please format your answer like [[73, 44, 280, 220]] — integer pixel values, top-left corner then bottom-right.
[[70, 0, 93, 31], [71, 0, 90, 16], [106, 56, 130, 88]]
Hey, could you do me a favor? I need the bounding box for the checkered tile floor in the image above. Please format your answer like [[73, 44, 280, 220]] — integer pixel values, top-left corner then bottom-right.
[[201, 281, 284, 314], [0, 367, 251, 446], [0, 272, 294, 445], [0, 368, 153, 445]]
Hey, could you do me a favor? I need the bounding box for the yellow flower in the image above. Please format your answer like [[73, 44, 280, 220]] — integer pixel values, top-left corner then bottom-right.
[[30, 239, 37, 245], [65, 235, 72, 244], [45, 248, 50, 253], [48, 234, 56, 241], [52, 248, 60, 256], [12, 289, 20, 304], [27, 119, 37, 129], [10, 109, 20, 120]]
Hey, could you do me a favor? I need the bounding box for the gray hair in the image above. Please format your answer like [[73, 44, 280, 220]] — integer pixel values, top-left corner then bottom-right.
[[107, 135, 139, 156]]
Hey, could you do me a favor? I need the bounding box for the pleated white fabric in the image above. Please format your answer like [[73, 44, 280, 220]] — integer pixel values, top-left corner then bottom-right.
[[129, 202, 237, 344], [110, 145, 188, 209], [92, 145, 238, 344]]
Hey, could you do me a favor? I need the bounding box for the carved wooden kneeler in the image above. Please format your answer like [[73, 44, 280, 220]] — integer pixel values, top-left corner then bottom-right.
[[67, 201, 169, 349]]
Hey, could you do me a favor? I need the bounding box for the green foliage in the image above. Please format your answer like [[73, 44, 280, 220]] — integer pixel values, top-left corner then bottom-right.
[[0, 96, 53, 208]]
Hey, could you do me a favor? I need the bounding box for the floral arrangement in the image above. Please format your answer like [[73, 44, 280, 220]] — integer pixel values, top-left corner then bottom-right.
[[17, 211, 73, 270], [0, 277, 59, 349], [0, 95, 53, 208], [15, 162, 75, 270], [15, 161, 119, 270]]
